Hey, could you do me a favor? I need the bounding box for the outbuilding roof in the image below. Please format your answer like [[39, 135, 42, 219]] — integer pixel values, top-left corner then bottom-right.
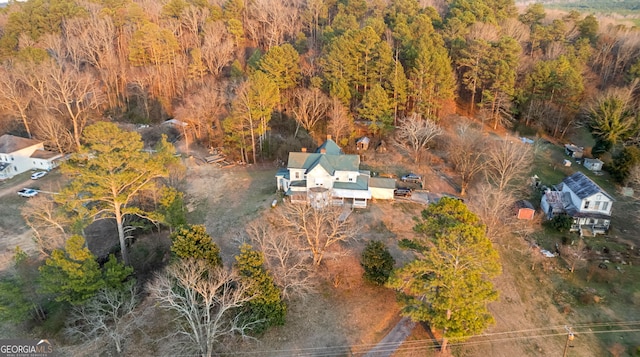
[[30, 150, 63, 160], [369, 177, 396, 189], [562, 172, 613, 201]]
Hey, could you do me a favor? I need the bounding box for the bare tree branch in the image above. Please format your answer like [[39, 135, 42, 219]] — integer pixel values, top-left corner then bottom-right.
[[21, 195, 70, 256], [149, 259, 259, 357], [394, 113, 443, 163], [447, 123, 488, 196], [246, 219, 315, 300], [467, 183, 517, 240], [485, 139, 533, 192], [65, 283, 138, 354], [288, 87, 330, 138], [274, 203, 358, 266]]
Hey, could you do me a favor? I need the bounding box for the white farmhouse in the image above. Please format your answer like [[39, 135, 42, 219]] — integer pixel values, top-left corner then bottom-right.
[[541, 171, 614, 235], [0, 134, 64, 180], [276, 136, 396, 208]]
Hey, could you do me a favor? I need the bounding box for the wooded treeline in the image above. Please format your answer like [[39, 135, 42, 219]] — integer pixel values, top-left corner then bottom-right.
[[0, 0, 639, 164]]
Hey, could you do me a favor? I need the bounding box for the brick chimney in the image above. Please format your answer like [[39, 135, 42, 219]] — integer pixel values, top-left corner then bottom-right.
[[301, 147, 307, 152], [320, 148, 326, 154], [327, 134, 332, 141]]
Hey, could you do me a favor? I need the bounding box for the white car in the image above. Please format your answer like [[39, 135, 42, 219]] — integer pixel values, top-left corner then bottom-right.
[[31, 171, 47, 180], [18, 188, 38, 198]]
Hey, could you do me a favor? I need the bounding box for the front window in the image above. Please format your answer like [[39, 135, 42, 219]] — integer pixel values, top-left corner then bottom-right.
[[602, 202, 609, 211], [593, 201, 600, 210], [295, 172, 300, 179], [583, 201, 590, 209]]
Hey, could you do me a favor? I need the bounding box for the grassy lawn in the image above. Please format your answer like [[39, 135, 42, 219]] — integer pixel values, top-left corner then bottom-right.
[[526, 132, 640, 355], [531, 140, 617, 194]]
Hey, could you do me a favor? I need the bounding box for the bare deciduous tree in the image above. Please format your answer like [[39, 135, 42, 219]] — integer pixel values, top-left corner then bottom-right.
[[21, 195, 70, 255], [25, 61, 105, 151], [201, 21, 236, 76], [394, 113, 443, 163], [327, 97, 354, 145], [289, 87, 330, 138], [32, 112, 74, 153], [468, 183, 516, 240], [0, 64, 34, 138], [448, 123, 488, 196], [560, 238, 588, 273], [174, 83, 226, 145], [149, 259, 258, 357], [246, 0, 300, 49], [65, 284, 138, 354], [246, 219, 315, 299], [63, 13, 123, 109], [275, 203, 358, 266], [485, 139, 533, 192]]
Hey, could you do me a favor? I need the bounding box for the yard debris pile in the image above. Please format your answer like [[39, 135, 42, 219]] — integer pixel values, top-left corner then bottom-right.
[[204, 148, 235, 168]]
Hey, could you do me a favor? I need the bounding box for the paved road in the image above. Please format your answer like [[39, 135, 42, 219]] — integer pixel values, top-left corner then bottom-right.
[[363, 317, 416, 357]]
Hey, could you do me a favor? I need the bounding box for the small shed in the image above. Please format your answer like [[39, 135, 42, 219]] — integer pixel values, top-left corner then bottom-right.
[[515, 200, 536, 220], [564, 144, 584, 158], [356, 136, 370, 151], [583, 158, 603, 172], [376, 140, 387, 153]]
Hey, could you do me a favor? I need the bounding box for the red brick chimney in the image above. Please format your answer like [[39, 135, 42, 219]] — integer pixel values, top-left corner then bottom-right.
[[301, 147, 307, 152], [327, 134, 332, 141]]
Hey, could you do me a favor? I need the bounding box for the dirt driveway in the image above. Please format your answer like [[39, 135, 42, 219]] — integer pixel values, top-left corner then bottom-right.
[[0, 172, 50, 270]]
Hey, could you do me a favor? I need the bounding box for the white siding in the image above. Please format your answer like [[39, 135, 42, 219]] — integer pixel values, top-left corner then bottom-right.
[[580, 193, 613, 215], [370, 187, 394, 200], [306, 166, 333, 189]]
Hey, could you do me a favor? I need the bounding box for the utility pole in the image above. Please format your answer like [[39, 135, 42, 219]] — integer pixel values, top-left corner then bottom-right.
[[562, 326, 575, 357]]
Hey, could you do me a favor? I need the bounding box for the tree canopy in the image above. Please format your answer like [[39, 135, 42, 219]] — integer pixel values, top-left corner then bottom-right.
[[57, 122, 178, 265], [388, 198, 501, 351]]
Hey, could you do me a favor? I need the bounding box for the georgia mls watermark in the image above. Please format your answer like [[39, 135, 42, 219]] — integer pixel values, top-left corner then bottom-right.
[[0, 339, 55, 357]]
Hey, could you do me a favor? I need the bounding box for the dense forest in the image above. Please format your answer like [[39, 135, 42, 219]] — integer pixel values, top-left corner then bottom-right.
[[0, 0, 639, 170]]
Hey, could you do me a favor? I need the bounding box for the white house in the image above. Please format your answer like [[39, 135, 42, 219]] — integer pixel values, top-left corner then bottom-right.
[[541, 172, 614, 235], [276, 137, 396, 208], [0, 134, 63, 179]]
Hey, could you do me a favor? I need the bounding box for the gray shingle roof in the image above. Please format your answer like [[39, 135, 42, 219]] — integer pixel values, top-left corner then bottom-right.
[[562, 172, 613, 201], [0, 134, 42, 154]]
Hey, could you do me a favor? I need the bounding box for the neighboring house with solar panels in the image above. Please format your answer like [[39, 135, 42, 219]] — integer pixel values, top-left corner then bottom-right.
[[276, 136, 395, 208], [0, 134, 64, 180], [541, 171, 614, 235]]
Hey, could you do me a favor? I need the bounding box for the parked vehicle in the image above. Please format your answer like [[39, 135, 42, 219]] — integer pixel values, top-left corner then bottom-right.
[[18, 188, 38, 197], [394, 188, 412, 197], [31, 171, 47, 180], [401, 173, 421, 183]]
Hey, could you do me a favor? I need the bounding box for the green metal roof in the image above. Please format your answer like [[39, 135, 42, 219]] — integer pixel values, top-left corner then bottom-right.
[[333, 174, 369, 190], [287, 152, 360, 173], [369, 177, 396, 189], [316, 139, 342, 155]]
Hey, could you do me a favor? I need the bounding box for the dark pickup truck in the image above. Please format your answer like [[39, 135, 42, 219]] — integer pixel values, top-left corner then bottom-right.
[[394, 188, 412, 197]]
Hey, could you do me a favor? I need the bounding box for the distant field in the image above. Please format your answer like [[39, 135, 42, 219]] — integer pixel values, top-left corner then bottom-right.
[[517, 0, 640, 26]]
